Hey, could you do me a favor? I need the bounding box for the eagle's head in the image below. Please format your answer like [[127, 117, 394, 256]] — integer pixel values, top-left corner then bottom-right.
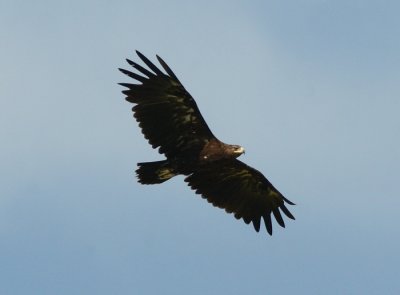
[[230, 145, 245, 158]]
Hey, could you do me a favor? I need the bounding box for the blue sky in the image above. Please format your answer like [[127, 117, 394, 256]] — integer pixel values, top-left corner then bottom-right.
[[1, 1, 399, 294]]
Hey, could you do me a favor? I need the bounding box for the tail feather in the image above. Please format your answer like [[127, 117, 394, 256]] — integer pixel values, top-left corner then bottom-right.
[[136, 160, 177, 184]]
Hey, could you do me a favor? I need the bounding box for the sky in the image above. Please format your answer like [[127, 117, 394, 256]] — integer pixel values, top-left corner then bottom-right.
[[1, 0, 399, 294]]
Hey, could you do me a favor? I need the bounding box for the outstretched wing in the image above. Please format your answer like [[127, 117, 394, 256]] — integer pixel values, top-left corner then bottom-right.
[[185, 159, 295, 235], [119, 51, 215, 158]]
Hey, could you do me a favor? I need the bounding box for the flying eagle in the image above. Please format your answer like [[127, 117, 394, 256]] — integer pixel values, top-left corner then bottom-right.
[[119, 51, 295, 235]]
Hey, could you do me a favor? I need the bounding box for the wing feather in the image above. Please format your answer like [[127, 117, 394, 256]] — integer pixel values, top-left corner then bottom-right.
[[136, 50, 164, 75], [118, 68, 147, 83], [126, 58, 155, 78], [185, 159, 295, 235], [120, 51, 216, 158], [156, 55, 180, 82]]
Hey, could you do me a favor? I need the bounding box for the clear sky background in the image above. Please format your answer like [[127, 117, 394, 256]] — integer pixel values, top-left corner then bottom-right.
[[1, 1, 399, 294]]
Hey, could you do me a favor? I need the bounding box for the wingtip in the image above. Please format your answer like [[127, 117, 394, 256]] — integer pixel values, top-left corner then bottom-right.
[[272, 208, 286, 228], [263, 214, 273, 235], [136, 50, 145, 59], [280, 203, 295, 220], [155, 54, 179, 81], [155, 54, 164, 65], [134, 50, 164, 75], [252, 218, 261, 232], [282, 196, 296, 206]]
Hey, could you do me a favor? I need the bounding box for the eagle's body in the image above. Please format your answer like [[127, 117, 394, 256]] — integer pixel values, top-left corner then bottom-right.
[[119, 51, 295, 235]]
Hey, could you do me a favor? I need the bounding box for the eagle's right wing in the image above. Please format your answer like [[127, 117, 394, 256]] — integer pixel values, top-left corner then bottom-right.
[[185, 159, 295, 235], [119, 51, 216, 158]]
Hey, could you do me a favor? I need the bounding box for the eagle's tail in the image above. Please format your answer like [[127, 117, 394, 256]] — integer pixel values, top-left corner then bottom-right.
[[136, 160, 177, 184]]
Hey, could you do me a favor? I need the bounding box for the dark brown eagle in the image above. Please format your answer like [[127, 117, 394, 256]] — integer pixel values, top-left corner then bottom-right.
[[119, 51, 295, 235]]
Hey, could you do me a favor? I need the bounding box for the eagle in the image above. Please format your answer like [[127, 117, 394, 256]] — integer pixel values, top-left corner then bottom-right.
[[119, 51, 295, 235]]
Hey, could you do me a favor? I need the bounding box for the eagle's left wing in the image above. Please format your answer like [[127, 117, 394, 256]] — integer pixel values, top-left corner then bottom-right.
[[119, 51, 216, 159], [185, 159, 295, 234]]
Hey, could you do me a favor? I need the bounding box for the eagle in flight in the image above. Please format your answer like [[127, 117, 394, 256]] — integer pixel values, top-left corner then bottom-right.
[[119, 51, 295, 235]]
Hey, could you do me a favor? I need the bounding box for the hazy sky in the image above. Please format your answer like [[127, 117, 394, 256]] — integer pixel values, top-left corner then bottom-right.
[[1, 1, 399, 294]]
